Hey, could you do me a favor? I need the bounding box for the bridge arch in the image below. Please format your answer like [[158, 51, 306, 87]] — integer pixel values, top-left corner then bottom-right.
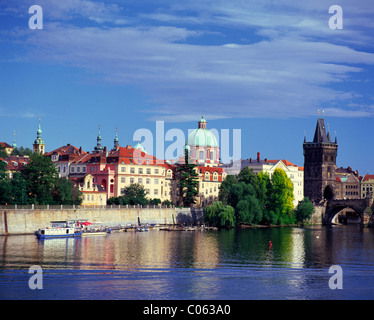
[[324, 198, 373, 225]]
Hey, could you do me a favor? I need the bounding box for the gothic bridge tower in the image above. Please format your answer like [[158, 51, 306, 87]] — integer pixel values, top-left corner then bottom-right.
[[303, 117, 338, 203]]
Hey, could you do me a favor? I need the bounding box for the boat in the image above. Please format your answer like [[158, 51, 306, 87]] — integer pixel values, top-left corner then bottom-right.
[[81, 221, 111, 236], [136, 226, 149, 232], [35, 220, 83, 240]]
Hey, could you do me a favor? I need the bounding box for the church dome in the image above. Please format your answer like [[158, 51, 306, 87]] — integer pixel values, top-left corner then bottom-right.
[[187, 116, 218, 148]]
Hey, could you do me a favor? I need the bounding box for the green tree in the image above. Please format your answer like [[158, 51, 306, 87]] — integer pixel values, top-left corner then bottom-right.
[[22, 153, 58, 204], [9, 172, 28, 205], [203, 201, 236, 228], [0, 146, 12, 204], [124, 183, 148, 205], [52, 177, 82, 205], [177, 147, 199, 207], [10, 146, 33, 157], [269, 168, 295, 224], [294, 197, 315, 224]]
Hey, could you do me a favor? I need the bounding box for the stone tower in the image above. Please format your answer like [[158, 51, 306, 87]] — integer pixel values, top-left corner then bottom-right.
[[303, 117, 338, 203], [33, 117, 45, 154]]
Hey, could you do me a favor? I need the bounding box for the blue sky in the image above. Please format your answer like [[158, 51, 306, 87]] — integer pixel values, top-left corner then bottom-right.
[[0, 0, 373, 174]]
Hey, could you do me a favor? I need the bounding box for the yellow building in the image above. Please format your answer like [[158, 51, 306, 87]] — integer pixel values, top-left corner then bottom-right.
[[361, 174, 374, 198], [74, 174, 107, 206]]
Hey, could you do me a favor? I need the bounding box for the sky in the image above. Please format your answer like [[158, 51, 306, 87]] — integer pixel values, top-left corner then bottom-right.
[[0, 0, 373, 175]]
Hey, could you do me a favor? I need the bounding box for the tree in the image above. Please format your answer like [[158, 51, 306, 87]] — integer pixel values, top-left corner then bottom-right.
[[22, 153, 58, 204], [124, 183, 148, 205], [177, 147, 199, 207], [268, 168, 295, 224], [52, 177, 82, 205], [0, 146, 12, 204], [203, 201, 236, 228], [9, 172, 28, 205], [294, 197, 315, 224], [10, 146, 33, 157]]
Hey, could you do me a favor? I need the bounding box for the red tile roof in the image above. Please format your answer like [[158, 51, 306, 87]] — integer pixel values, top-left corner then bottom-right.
[[362, 174, 374, 182]]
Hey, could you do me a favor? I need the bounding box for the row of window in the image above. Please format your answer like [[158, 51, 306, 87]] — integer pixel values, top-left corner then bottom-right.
[[120, 177, 163, 184]]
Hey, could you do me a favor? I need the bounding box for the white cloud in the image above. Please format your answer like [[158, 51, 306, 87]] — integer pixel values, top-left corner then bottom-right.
[[4, 0, 374, 121]]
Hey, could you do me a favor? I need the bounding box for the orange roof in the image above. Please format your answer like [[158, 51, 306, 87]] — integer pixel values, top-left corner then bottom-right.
[[362, 174, 374, 182], [45, 144, 85, 157]]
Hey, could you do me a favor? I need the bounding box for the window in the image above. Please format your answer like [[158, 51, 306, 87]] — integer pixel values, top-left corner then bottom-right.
[[155, 169, 159, 174], [121, 167, 126, 172], [83, 167, 86, 173], [146, 178, 150, 184], [154, 179, 159, 184], [154, 189, 159, 195], [138, 168, 143, 174], [71, 167, 75, 173], [138, 178, 143, 184], [210, 151, 214, 160], [77, 167, 80, 173], [130, 178, 134, 184], [213, 172, 218, 181], [199, 150, 204, 159], [146, 168, 151, 174], [130, 167, 135, 174], [121, 188, 126, 195], [121, 177, 125, 183]]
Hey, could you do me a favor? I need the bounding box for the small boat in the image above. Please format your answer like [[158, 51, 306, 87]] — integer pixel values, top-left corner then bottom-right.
[[35, 220, 83, 240], [136, 226, 149, 232]]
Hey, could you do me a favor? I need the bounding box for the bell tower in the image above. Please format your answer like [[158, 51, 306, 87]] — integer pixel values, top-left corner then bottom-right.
[[303, 116, 338, 203], [33, 117, 45, 154]]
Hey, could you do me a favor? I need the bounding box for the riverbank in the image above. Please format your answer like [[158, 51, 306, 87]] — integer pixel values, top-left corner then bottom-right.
[[0, 206, 204, 235]]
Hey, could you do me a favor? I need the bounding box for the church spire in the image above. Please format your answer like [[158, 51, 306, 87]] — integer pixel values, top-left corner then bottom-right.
[[12, 130, 17, 148], [94, 124, 104, 152], [113, 127, 119, 150], [33, 116, 45, 154]]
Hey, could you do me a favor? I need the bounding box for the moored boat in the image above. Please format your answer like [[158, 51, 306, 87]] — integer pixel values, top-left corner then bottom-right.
[[35, 220, 83, 240]]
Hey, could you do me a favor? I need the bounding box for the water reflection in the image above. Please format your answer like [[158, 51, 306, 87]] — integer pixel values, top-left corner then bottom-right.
[[1, 226, 374, 299]]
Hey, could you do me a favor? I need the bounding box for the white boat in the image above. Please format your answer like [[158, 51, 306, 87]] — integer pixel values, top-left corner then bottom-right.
[[35, 220, 83, 240]]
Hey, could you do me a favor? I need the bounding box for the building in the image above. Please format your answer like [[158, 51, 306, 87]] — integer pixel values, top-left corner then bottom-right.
[[71, 174, 107, 206], [197, 166, 226, 206], [335, 167, 361, 199], [186, 116, 220, 167], [221, 152, 304, 207], [0, 142, 14, 155], [361, 174, 374, 199], [33, 118, 45, 154], [45, 144, 86, 178], [1, 155, 30, 179], [303, 117, 338, 203]]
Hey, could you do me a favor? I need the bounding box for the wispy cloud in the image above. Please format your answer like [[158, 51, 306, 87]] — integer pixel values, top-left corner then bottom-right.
[[3, 0, 374, 121]]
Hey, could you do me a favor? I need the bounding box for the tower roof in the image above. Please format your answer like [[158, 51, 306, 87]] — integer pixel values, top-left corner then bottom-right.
[[313, 118, 331, 143]]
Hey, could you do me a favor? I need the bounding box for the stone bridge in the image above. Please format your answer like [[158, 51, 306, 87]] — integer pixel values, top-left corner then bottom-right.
[[324, 197, 374, 225]]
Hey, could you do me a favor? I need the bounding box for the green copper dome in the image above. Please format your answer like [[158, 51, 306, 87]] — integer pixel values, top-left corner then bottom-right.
[[187, 115, 218, 148], [187, 128, 218, 147]]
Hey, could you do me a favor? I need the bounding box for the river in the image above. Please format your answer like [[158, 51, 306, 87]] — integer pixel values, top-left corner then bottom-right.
[[1, 225, 374, 300]]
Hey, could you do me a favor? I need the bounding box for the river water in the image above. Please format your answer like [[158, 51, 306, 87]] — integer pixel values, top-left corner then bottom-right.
[[1, 225, 374, 300]]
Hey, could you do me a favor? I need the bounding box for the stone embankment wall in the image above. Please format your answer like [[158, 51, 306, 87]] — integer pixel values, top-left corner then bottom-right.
[[0, 206, 204, 235]]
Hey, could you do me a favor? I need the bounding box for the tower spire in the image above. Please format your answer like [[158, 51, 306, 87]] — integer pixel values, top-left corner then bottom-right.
[[113, 127, 119, 150], [94, 124, 104, 152], [12, 130, 17, 148], [33, 116, 45, 154]]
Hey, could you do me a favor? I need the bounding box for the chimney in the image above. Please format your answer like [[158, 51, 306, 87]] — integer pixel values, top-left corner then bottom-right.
[[79, 146, 82, 154], [257, 152, 260, 162], [126, 145, 131, 149], [249, 158, 252, 163]]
